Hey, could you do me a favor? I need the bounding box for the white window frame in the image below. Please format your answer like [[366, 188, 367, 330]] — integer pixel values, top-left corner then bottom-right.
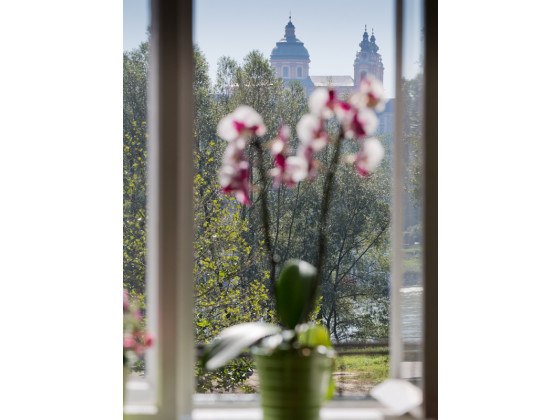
[[283, 65, 289, 78], [124, 0, 437, 418], [124, 0, 194, 418]]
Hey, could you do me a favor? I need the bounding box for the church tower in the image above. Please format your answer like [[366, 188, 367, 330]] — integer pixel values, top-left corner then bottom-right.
[[270, 16, 314, 94], [353, 26, 384, 86]]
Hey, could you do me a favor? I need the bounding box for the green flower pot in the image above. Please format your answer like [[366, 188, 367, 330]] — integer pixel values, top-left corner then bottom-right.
[[255, 350, 334, 420]]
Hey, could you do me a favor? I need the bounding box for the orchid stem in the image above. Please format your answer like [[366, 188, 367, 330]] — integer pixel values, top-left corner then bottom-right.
[[253, 139, 277, 290], [314, 128, 344, 305]]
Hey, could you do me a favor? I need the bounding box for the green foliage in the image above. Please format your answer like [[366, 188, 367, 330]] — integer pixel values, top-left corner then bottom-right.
[[193, 143, 271, 391], [196, 358, 256, 393], [123, 42, 149, 295], [191, 60, 275, 386], [123, 121, 147, 294], [194, 170, 272, 341], [123, 42, 149, 136]]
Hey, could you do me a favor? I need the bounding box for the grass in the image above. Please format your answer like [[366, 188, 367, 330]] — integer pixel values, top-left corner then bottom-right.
[[403, 246, 422, 274], [333, 351, 389, 394]]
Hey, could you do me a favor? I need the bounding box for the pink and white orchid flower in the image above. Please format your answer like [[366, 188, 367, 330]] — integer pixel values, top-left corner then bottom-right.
[[269, 125, 293, 187], [352, 75, 386, 112], [309, 88, 338, 119], [270, 125, 291, 168], [295, 144, 319, 181], [355, 137, 385, 176], [219, 143, 251, 205], [296, 114, 328, 151], [269, 125, 315, 187], [339, 106, 379, 140], [217, 105, 267, 142], [270, 154, 310, 188]]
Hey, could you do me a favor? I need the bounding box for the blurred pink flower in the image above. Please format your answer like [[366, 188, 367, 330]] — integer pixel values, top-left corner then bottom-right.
[[219, 143, 251, 205], [351, 75, 386, 112], [217, 105, 267, 142], [217, 85, 385, 200], [269, 125, 293, 187], [270, 125, 291, 166], [296, 114, 328, 151], [124, 289, 154, 367], [287, 154, 312, 182], [309, 88, 338, 119], [144, 333, 154, 348], [296, 145, 319, 181], [339, 107, 378, 140], [355, 138, 385, 176], [123, 335, 135, 349]]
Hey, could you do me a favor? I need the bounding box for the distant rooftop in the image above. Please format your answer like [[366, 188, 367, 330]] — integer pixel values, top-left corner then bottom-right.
[[309, 75, 355, 87]]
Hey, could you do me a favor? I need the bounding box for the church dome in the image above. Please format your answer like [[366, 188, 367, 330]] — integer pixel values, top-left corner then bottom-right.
[[270, 18, 310, 61]]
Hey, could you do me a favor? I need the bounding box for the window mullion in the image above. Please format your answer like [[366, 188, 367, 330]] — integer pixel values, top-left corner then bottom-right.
[[389, 0, 405, 379]]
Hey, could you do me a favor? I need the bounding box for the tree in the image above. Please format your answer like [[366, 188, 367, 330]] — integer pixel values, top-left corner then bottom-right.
[[123, 42, 149, 136], [123, 121, 147, 294], [192, 49, 272, 391], [193, 45, 217, 169], [123, 43, 149, 295], [193, 160, 270, 391], [403, 72, 424, 210]]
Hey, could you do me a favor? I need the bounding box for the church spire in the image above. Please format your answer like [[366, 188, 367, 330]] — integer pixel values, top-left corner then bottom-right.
[[359, 25, 370, 52], [284, 15, 296, 41], [354, 25, 384, 86], [370, 28, 379, 53]]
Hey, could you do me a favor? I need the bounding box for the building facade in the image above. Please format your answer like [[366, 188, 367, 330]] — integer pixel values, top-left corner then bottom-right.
[[269, 17, 315, 95], [270, 18, 392, 132], [270, 19, 385, 96]]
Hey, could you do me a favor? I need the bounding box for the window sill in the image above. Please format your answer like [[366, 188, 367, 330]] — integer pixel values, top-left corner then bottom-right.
[[125, 396, 417, 419], [192, 406, 385, 420], [192, 395, 410, 420]]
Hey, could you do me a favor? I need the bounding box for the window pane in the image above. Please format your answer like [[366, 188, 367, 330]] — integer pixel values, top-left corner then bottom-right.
[[193, 0, 404, 399], [123, 0, 155, 406], [397, 0, 425, 386]]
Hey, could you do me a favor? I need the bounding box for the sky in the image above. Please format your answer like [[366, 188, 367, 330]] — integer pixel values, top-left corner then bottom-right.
[[124, 0, 423, 98]]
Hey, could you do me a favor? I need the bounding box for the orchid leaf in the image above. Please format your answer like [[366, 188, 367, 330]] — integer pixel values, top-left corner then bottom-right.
[[275, 259, 318, 329], [297, 323, 332, 348], [201, 323, 280, 370]]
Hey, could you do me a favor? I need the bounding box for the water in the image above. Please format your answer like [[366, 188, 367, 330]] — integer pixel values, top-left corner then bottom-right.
[[401, 286, 423, 344]]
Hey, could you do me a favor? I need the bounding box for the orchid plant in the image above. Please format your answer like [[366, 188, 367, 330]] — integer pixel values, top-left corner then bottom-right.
[[123, 290, 153, 369], [202, 75, 386, 372]]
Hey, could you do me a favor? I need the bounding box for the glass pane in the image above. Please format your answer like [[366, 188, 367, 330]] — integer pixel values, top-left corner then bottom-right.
[[398, 0, 425, 386], [123, 0, 154, 406], [193, 0, 400, 399]]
